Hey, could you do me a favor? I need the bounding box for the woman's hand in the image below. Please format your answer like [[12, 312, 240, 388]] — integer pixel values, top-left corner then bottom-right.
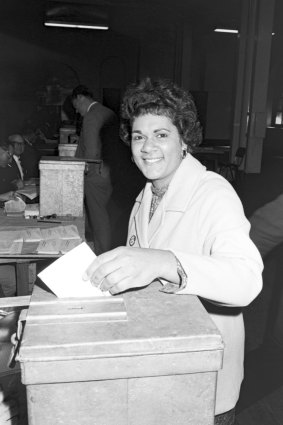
[[83, 247, 177, 295]]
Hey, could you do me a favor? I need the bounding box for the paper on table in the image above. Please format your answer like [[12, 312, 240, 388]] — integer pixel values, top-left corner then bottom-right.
[[24, 203, 39, 218], [16, 185, 39, 200], [0, 230, 23, 254], [40, 226, 63, 240], [36, 238, 82, 254], [36, 239, 62, 255], [58, 225, 81, 240], [4, 197, 26, 214], [38, 242, 110, 298], [59, 238, 82, 254], [22, 227, 42, 242]]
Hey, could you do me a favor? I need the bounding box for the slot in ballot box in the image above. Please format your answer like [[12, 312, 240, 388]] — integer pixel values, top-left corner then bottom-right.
[[18, 283, 223, 425]]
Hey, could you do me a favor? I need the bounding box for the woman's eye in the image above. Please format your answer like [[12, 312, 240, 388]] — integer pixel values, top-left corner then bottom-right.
[[156, 132, 167, 138], [132, 135, 143, 142]]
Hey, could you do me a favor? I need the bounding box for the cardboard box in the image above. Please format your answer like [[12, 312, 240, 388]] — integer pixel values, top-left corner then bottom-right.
[[39, 158, 85, 217], [58, 144, 77, 157], [59, 127, 76, 144]]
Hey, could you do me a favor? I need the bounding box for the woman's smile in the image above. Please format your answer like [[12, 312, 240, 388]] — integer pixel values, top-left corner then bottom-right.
[[143, 157, 163, 164]]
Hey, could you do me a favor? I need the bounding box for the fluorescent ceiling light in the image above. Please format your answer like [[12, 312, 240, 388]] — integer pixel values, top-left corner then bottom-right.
[[45, 22, 109, 30], [44, 1, 109, 30], [214, 28, 239, 34]]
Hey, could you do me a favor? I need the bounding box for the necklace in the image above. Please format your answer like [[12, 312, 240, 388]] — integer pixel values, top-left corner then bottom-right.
[[149, 184, 169, 222], [151, 184, 169, 197]]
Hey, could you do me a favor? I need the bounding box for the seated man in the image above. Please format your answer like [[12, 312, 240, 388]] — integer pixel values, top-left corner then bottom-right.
[[8, 134, 40, 180], [0, 144, 23, 202]]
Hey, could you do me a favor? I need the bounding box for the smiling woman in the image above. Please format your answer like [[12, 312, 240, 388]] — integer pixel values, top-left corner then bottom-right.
[[83, 77, 263, 424]]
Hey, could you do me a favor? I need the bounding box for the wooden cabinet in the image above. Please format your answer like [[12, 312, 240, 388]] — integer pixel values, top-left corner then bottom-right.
[[18, 283, 223, 425]]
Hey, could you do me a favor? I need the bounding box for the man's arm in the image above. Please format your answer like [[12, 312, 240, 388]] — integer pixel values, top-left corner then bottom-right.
[[249, 193, 283, 258], [0, 175, 16, 194], [82, 108, 105, 159]]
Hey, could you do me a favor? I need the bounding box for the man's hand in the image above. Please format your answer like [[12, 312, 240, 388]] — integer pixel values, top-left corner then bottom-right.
[[14, 179, 24, 190], [0, 387, 18, 424]]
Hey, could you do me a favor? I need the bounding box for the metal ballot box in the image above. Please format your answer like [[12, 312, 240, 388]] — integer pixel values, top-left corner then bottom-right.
[[18, 284, 223, 425]]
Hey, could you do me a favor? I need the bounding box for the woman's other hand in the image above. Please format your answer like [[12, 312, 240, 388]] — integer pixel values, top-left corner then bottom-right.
[[83, 247, 177, 295]]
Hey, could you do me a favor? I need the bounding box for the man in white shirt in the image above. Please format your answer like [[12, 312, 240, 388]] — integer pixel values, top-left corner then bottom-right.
[[71, 85, 119, 254]]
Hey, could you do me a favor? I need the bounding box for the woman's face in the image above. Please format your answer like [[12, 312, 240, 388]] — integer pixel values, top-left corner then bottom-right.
[[131, 114, 186, 189]]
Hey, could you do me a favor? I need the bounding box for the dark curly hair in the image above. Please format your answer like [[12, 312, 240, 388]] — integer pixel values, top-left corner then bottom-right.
[[120, 77, 202, 150]]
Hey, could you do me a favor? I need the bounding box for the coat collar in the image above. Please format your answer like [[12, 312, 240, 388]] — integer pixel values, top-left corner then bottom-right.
[[135, 154, 207, 212], [86, 101, 97, 113], [132, 154, 207, 246]]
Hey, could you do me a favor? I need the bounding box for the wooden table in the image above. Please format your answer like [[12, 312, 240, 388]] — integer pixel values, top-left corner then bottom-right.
[[0, 209, 85, 296], [18, 283, 223, 425], [192, 146, 230, 171]]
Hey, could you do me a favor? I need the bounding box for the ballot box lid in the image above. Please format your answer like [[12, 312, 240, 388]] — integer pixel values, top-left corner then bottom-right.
[[18, 284, 223, 385], [39, 156, 86, 169]]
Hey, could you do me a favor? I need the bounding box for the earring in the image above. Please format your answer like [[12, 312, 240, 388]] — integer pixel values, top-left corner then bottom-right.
[[182, 148, 187, 159]]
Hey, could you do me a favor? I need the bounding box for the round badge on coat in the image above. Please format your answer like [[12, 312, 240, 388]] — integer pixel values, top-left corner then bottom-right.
[[129, 235, 136, 246]]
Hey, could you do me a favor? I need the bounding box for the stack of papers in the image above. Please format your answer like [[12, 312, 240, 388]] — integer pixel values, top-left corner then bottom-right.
[[38, 242, 110, 298], [0, 225, 81, 255], [22, 228, 42, 242], [0, 230, 23, 254], [36, 225, 82, 254], [16, 185, 39, 200]]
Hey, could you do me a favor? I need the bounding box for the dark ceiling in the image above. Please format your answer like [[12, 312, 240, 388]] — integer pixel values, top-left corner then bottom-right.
[[1, 0, 243, 38]]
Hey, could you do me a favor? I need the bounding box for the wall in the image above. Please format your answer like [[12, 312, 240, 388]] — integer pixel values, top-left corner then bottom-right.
[[195, 32, 238, 140], [138, 27, 179, 80], [0, 24, 138, 141], [191, 31, 238, 141], [0, 7, 239, 145]]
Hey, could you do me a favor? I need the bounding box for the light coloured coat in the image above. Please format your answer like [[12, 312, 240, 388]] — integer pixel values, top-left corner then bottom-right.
[[127, 154, 263, 415]]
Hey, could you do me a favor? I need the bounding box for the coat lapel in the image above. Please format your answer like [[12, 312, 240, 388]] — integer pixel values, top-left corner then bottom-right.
[[129, 154, 207, 248], [132, 184, 152, 248], [164, 154, 207, 212]]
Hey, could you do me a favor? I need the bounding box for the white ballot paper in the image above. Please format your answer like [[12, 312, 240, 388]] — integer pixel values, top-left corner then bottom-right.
[[38, 242, 110, 298]]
